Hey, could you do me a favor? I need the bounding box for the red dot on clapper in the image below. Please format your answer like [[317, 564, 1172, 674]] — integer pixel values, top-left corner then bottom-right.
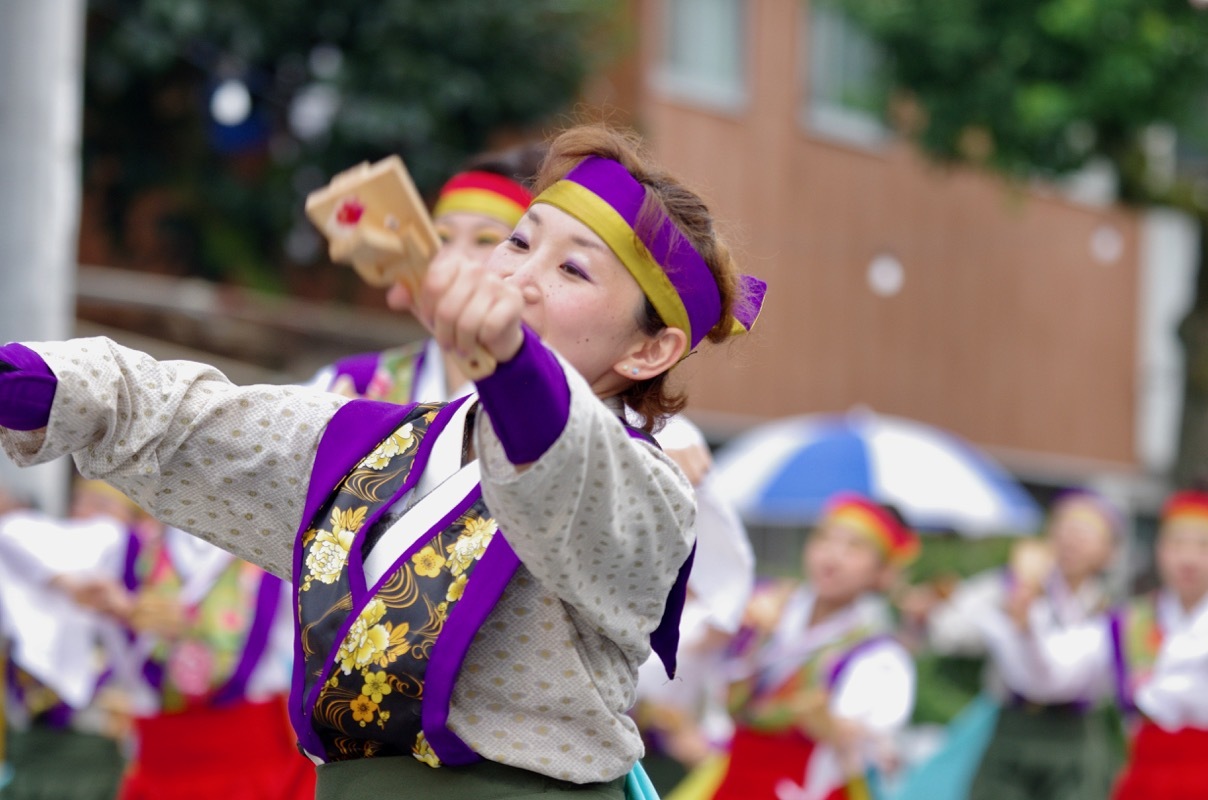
[[336, 198, 365, 226]]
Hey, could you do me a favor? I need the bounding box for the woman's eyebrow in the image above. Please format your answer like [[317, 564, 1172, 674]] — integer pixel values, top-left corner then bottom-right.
[[571, 235, 605, 252]]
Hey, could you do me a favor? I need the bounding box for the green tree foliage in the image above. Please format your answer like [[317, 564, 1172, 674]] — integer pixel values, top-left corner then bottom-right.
[[832, 0, 1208, 201], [84, 0, 617, 287], [831, 0, 1208, 485]]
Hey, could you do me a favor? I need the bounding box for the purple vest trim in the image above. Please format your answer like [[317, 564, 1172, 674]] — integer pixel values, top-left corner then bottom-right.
[[331, 352, 381, 396], [290, 397, 483, 760], [347, 396, 471, 605], [826, 634, 891, 691], [622, 422, 689, 679], [299, 399, 420, 532], [211, 571, 283, 706], [298, 401, 470, 750], [291, 398, 421, 757], [423, 535, 522, 764], [122, 531, 141, 592], [1108, 607, 1133, 713], [650, 543, 694, 679]]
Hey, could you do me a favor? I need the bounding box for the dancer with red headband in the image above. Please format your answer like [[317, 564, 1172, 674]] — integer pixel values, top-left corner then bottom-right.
[[710, 493, 919, 800], [997, 490, 1208, 800], [311, 144, 544, 404], [0, 123, 765, 799]]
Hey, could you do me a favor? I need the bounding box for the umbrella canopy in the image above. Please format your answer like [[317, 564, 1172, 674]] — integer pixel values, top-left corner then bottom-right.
[[711, 411, 1043, 536]]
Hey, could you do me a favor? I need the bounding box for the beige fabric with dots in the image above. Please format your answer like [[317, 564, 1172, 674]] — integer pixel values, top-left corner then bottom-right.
[[0, 337, 696, 783]]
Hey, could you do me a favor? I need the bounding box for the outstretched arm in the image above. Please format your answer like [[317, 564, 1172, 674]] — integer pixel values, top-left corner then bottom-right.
[[0, 337, 345, 578]]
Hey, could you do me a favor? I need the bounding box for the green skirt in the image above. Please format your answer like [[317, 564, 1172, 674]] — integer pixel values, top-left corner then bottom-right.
[[0, 724, 126, 800], [316, 756, 627, 800], [969, 703, 1123, 800]]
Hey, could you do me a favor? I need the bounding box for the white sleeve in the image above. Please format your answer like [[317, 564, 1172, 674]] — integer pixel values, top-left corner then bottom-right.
[[684, 476, 755, 635], [829, 640, 916, 735], [0, 337, 346, 579], [476, 355, 695, 662], [0, 515, 128, 708], [1136, 625, 1208, 730], [925, 570, 1005, 656], [1011, 617, 1114, 704], [654, 414, 755, 634]]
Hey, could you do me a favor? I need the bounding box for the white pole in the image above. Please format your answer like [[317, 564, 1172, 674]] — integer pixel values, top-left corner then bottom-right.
[[0, 0, 86, 515]]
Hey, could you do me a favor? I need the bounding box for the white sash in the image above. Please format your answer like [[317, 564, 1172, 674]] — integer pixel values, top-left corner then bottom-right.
[[363, 398, 480, 587]]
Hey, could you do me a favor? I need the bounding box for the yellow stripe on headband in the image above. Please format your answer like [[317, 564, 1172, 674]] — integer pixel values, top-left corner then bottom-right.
[[433, 188, 527, 228], [535, 180, 693, 341], [830, 506, 895, 556]]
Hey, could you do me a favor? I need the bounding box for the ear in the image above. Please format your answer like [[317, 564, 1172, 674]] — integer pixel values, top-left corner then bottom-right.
[[612, 326, 689, 382]]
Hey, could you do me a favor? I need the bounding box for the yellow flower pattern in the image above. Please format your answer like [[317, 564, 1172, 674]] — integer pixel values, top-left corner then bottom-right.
[[336, 599, 390, 675], [445, 515, 497, 576], [361, 670, 392, 703], [360, 424, 415, 470], [413, 731, 441, 768], [350, 695, 378, 727], [303, 506, 368, 591], [411, 545, 446, 578], [446, 573, 468, 603], [299, 407, 506, 762]]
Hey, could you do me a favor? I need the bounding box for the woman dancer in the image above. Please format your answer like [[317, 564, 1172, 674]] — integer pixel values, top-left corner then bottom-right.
[[0, 123, 764, 799], [712, 493, 918, 800]]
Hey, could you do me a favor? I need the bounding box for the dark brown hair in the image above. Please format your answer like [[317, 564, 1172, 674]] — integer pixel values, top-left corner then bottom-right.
[[533, 124, 743, 432], [461, 141, 549, 191]]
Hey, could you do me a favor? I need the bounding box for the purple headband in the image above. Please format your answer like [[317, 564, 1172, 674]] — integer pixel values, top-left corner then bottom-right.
[[561, 157, 723, 348]]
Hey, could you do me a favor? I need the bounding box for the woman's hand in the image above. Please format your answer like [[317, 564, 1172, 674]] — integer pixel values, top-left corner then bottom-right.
[[393, 251, 527, 365], [51, 574, 135, 622], [129, 591, 189, 639]]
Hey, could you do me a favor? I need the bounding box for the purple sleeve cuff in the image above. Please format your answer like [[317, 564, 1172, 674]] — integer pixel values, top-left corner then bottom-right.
[[475, 326, 570, 464], [0, 343, 58, 431]]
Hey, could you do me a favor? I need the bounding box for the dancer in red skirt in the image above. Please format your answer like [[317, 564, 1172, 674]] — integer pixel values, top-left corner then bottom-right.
[[713, 494, 918, 800]]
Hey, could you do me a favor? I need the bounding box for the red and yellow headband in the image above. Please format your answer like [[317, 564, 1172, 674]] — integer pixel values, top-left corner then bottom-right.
[[1162, 490, 1208, 525], [432, 170, 532, 229], [823, 493, 920, 566]]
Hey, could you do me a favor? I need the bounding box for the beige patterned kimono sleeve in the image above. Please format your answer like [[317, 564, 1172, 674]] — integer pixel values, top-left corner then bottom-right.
[[474, 353, 696, 664], [0, 337, 346, 578]]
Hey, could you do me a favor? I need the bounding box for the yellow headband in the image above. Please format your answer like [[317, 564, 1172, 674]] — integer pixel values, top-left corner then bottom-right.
[[433, 188, 527, 229], [534, 181, 692, 338]]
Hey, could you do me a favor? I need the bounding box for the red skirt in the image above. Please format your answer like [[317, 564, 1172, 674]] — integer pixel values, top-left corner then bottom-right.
[[1113, 722, 1208, 800], [712, 726, 849, 800], [119, 695, 316, 800]]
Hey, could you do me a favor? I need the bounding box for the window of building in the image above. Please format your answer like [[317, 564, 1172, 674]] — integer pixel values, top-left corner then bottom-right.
[[803, 2, 890, 147], [653, 0, 746, 112]]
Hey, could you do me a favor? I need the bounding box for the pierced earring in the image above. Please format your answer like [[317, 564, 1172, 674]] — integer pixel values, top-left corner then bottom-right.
[[629, 366, 640, 376]]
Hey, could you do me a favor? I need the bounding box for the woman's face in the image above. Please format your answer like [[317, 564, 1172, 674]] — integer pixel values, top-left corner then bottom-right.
[[1047, 498, 1115, 584], [386, 211, 511, 311], [1157, 516, 1208, 610], [486, 203, 650, 391], [804, 519, 886, 606]]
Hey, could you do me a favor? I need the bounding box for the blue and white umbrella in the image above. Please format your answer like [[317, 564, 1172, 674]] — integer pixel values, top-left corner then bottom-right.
[[711, 411, 1042, 536]]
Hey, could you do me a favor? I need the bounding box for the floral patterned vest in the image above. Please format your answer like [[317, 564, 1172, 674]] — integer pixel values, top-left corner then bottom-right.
[[727, 597, 883, 734], [134, 544, 283, 713], [1109, 593, 1163, 714], [291, 397, 521, 766], [328, 343, 424, 404]]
